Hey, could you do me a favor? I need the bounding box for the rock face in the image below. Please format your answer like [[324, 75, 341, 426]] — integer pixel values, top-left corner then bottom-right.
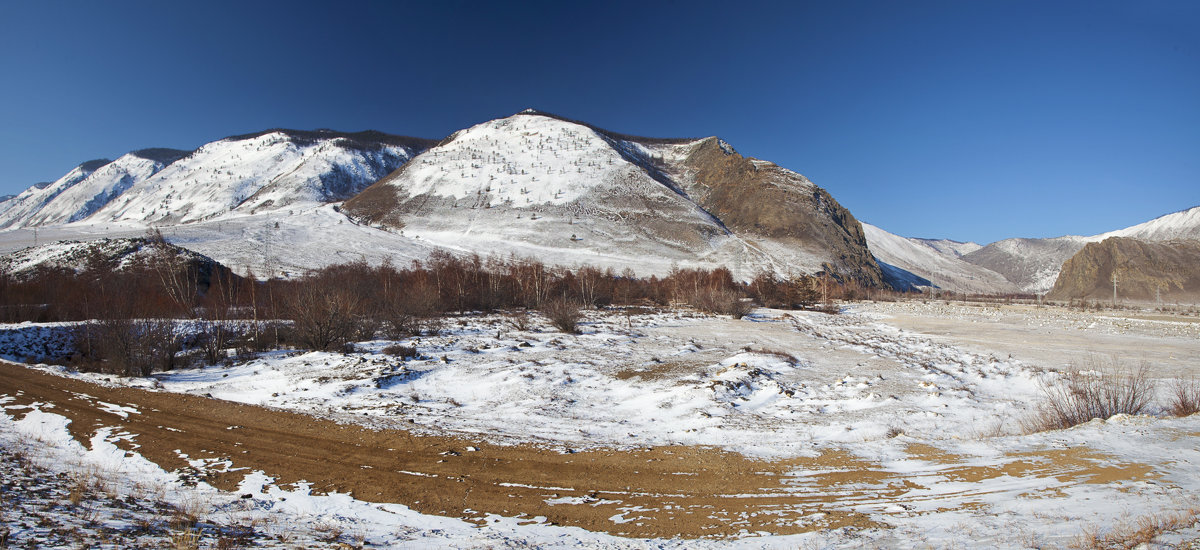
[[679, 138, 882, 286], [344, 110, 884, 286], [961, 236, 1091, 294], [1047, 237, 1200, 303]]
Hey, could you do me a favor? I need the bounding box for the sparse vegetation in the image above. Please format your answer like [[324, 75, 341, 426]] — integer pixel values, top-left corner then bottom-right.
[[1071, 507, 1200, 549], [1023, 358, 1157, 433], [689, 288, 753, 318], [1167, 376, 1200, 417], [0, 234, 901, 377], [541, 297, 583, 333]]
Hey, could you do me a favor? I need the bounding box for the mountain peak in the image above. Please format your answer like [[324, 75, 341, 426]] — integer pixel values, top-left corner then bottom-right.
[[79, 159, 113, 172], [130, 148, 191, 163]]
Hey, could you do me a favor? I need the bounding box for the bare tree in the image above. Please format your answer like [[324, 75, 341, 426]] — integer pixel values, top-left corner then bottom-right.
[[285, 281, 363, 351]]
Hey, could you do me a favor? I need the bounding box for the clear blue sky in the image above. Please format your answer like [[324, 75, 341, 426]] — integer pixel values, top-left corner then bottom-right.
[[1, 1, 1197, 244]]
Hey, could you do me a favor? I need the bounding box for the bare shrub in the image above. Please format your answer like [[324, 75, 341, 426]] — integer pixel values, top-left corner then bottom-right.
[[72, 319, 183, 377], [1071, 507, 1200, 549], [504, 309, 534, 331], [382, 344, 418, 358], [169, 528, 201, 550], [194, 322, 252, 365], [811, 302, 842, 315], [689, 289, 753, 319], [382, 281, 442, 338], [1023, 358, 1157, 433], [285, 284, 363, 351], [541, 297, 582, 334], [1167, 376, 1200, 417]]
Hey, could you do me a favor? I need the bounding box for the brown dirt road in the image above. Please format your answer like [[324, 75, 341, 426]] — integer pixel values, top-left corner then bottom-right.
[[0, 361, 1159, 539]]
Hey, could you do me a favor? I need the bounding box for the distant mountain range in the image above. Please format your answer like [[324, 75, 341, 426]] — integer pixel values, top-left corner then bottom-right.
[[0, 130, 432, 229], [864, 206, 1200, 300], [2, 110, 1196, 302]]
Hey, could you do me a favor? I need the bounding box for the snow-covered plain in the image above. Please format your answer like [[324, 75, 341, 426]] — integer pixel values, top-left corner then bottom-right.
[[3, 302, 1200, 547]]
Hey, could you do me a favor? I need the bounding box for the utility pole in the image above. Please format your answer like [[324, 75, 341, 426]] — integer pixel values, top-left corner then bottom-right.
[[1111, 270, 1118, 306]]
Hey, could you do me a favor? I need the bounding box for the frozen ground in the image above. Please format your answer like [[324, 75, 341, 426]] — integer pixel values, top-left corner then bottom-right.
[[2, 302, 1199, 547]]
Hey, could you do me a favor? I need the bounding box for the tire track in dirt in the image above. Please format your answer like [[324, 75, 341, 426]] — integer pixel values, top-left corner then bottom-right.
[[0, 361, 876, 538], [0, 361, 1161, 539]]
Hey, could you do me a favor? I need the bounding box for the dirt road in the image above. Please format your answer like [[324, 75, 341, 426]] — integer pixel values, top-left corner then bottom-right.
[[0, 361, 1163, 539], [0, 361, 881, 538]]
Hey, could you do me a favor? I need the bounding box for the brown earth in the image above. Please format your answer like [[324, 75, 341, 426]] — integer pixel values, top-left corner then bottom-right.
[[1048, 237, 1200, 303], [0, 361, 1163, 540], [680, 138, 884, 287]]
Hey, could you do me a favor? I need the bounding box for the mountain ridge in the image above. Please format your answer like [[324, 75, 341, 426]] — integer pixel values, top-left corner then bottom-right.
[[344, 110, 884, 286]]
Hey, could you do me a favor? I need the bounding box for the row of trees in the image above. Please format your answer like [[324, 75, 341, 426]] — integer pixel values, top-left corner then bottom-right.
[[0, 243, 895, 375]]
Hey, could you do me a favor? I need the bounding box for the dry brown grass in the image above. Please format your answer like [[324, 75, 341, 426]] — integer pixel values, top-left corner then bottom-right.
[[168, 527, 201, 550], [1022, 358, 1156, 433], [689, 289, 753, 319], [1071, 507, 1200, 549], [1167, 376, 1200, 417], [540, 298, 583, 334]]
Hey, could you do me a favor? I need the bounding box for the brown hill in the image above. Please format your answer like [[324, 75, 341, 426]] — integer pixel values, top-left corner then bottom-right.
[[1047, 237, 1200, 303]]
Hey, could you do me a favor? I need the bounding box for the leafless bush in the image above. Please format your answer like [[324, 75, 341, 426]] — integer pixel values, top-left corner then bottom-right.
[[382, 344, 418, 358], [72, 319, 183, 376], [1071, 507, 1200, 549], [285, 284, 363, 351], [382, 283, 442, 338], [504, 310, 534, 331], [811, 302, 842, 315], [194, 322, 253, 365], [169, 528, 201, 550], [1167, 376, 1200, 417], [689, 289, 753, 319], [1023, 358, 1157, 433], [541, 297, 583, 334]]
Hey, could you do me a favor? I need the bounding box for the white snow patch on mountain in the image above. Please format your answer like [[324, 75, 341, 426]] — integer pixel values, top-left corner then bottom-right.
[[0, 160, 112, 228], [862, 223, 1016, 294], [1100, 204, 1200, 242], [86, 133, 415, 225]]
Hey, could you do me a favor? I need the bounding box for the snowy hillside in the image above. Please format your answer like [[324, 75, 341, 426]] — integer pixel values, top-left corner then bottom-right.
[[861, 223, 1016, 294], [1101, 205, 1200, 242], [0, 131, 433, 230], [0, 150, 188, 229], [345, 110, 883, 284], [958, 206, 1200, 294], [0, 158, 116, 228], [0, 236, 221, 281], [961, 236, 1091, 294], [86, 131, 429, 225]]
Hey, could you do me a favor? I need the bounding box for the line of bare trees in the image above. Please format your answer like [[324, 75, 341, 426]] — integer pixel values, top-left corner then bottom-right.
[[0, 243, 897, 375]]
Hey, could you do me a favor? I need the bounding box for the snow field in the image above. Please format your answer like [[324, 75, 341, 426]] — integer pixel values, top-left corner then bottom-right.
[[3, 303, 1200, 547]]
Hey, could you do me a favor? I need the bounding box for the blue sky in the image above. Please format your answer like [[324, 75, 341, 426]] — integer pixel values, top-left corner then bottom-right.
[[1, 1, 1196, 244]]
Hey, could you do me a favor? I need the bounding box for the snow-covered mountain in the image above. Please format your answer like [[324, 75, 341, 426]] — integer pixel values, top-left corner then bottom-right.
[[0, 158, 117, 228], [0, 130, 434, 229], [957, 205, 1200, 294], [861, 223, 1017, 294], [1047, 236, 1200, 303], [960, 236, 1092, 294], [344, 110, 884, 285], [8, 110, 1190, 294], [0, 150, 189, 229], [0, 236, 233, 292], [863, 205, 1200, 296], [1100, 205, 1200, 242]]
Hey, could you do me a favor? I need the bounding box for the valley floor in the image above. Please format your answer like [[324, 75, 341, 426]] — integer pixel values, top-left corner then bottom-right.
[[2, 302, 1199, 548]]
